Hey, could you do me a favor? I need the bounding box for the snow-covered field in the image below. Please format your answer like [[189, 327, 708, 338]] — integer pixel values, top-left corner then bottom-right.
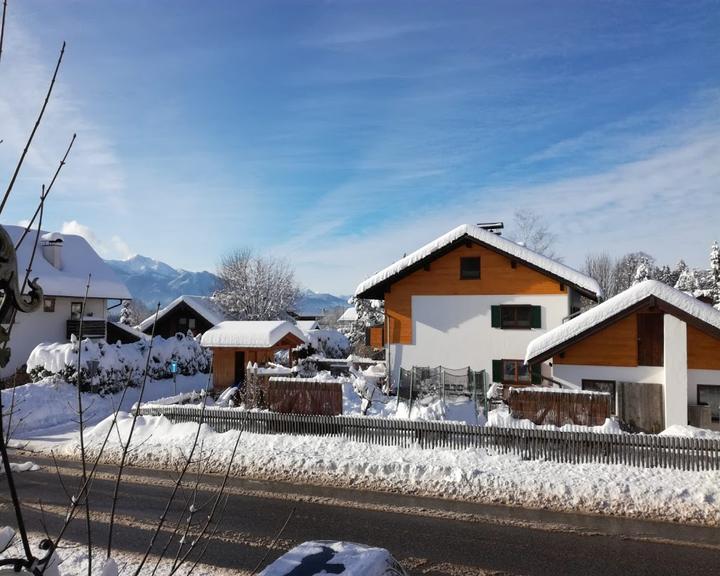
[[52, 413, 720, 526], [2, 373, 211, 441]]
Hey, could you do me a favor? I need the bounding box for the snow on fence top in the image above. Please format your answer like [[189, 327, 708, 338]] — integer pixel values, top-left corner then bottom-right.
[[5, 225, 131, 299], [354, 223, 602, 298], [526, 280, 720, 363], [137, 294, 227, 332], [200, 320, 307, 348]]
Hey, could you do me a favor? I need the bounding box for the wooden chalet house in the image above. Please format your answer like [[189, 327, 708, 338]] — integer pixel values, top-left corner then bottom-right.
[[354, 224, 601, 387], [200, 321, 306, 391], [138, 295, 227, 339], [525, 280, 720, 431]]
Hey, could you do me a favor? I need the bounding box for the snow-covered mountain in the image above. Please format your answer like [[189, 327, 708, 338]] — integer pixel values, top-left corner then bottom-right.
[[294, 291, 350, 317], [106, 255, 350, 315], [105, 255, 220, 307]]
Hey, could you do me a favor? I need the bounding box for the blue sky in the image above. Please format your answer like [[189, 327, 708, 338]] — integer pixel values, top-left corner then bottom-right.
[[0, 0, 718, 294]]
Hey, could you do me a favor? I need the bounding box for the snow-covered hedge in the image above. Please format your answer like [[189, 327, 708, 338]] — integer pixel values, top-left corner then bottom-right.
[[304, 328, 350, 358], [27, 332, 211, 393]]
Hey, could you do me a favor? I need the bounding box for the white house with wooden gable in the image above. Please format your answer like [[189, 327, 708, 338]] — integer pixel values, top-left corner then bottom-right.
[[354, 224, 602, 386], [2, 225, 131, 379], [525, 280, 720, 431]]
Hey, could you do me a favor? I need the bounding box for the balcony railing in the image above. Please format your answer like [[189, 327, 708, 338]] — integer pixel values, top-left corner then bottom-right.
[[66, 318, 106, 340]]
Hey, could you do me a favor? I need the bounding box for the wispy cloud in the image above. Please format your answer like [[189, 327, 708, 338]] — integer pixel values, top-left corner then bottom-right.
[[61, 220, 133, 260], [0, 8, 127, 223], [286, 103, 720, 293]]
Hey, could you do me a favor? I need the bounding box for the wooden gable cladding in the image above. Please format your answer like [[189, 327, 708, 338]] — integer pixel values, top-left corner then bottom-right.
[[687, 325, 720, 370], [554, 314, 639, 367], [384, 243, 566, 344], [210, 346, 276, 391]]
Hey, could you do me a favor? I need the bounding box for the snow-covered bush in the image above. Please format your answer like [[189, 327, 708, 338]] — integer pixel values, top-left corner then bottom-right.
[[304, 329, 350, 359], [27, 332, 211, 394]]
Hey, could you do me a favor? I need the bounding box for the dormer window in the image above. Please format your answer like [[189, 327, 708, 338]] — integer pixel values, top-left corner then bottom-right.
[[460, 257, 480, 279]]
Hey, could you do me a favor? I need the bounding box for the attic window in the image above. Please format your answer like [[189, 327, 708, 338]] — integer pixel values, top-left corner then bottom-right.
[[460, 257, 480, 279]]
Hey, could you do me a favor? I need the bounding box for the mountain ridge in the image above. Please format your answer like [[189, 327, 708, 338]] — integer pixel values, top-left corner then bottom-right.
[[105, 255, 349, 315]]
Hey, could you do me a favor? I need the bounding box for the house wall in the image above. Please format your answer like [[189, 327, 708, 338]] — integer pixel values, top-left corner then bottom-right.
[[687, 325, 720, 370], [554, 314, 639, 366], [664, 314, 687, 426], [389, 293, 569, 382], [552, 364, 665, 387], [384, 243, 568, 345], [3, 296, 106, 378]]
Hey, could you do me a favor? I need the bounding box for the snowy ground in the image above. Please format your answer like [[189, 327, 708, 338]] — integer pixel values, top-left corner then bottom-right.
[[2, 373, 211, 446], [52, 413, 720, 526], [0, 531, 245, 576]]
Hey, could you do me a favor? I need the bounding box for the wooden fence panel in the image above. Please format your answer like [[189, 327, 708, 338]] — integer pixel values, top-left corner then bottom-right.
[[137, 405, 720, 471], [507, 388, 611, 427]]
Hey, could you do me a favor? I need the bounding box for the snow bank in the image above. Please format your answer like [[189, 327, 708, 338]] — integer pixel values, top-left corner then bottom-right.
[[1, 373, 211, 438], [487, 405, 623, 434], [27, 332, 211, 392], [660, 425, 720, 439], [59, 414, 720, 525]]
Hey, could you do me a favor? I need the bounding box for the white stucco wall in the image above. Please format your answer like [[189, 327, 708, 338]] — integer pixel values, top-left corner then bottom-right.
[[687, 370, 720, 404], [389, 293, 569, 382], [552, 364, 665, 387], [2, 297, 106, 377], [663, 314, 688, 426]]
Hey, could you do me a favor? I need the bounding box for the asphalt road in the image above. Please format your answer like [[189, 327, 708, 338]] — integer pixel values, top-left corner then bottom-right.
[[2, 454, 719, 576]]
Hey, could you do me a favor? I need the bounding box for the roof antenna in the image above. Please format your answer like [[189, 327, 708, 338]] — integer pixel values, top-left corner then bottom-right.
[[476, 221, 504, 235]]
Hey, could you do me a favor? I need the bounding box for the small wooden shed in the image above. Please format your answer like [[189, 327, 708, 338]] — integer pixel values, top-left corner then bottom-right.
[[200, 321, 306, 391]]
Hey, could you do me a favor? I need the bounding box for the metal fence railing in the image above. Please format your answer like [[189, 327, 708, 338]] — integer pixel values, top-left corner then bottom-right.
[[136, 405, 720, 471]]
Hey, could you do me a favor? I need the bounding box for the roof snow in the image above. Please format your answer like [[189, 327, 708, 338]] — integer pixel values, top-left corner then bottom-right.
[[525, 280, 720, 363], [200, 321, 307, 348], [354, 224, 602, 298], [4, 225, 131, 300], [137, 295, 227, 332], [338, 307, 357, 323], [296, 319, 319, 334]]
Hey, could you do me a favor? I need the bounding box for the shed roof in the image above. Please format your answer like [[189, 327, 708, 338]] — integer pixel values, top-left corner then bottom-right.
[[200, 320, 307, 348], [525, 280, 720, 364], [4, 225, 131, 300], [354, 224, 602, 300], [137, 295, 227, 332]]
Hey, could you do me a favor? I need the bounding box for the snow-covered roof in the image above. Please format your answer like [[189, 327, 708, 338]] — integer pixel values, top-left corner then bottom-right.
[[137, 295, 227, 332], [200, 321, 307, 348], [107, 321, 150, 341], [296, 319, 319, 334], [354, 224, 602, 299], [4, 225, 131, 300], [338, 307, 357, 323], [525, 280, 720, 363]]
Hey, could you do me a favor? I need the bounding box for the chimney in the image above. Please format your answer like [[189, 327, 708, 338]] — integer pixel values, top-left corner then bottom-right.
[[40, 232, 64, 270]]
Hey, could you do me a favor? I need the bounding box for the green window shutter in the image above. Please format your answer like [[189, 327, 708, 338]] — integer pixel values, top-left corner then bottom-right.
[[491, 306, 501, 328], [530, 364, 542, 385], [530, 306, 542, 328], [492, 359, 503, 383]]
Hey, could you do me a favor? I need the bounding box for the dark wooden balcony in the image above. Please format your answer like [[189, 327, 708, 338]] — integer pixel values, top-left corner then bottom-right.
[[66, 319, 106, 340]]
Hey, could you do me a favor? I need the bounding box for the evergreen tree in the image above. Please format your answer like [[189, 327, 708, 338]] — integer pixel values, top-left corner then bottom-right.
[[675, 267, 699, 293], [345, 297, 384, 349], [710, 241, 720, 305], [632, 258, 652, 285]]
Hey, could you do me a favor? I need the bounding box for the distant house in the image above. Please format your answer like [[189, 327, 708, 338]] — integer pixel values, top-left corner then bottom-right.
[[137, 295, 226, 338], [354, 223, 601, 386], [296, 319, 319, 336], [525, 280, 720, 431], [3, 226, 131, 378], [337, 306, 357, 328], [200, 321, 306, 390]]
